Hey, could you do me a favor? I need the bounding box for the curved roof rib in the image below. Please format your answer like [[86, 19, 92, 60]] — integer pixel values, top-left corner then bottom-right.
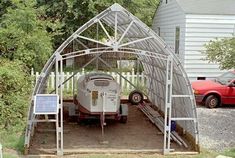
[[25, 3, 199, 154]]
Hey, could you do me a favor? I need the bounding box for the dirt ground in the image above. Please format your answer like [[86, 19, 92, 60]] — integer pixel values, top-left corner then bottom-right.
[[29, 103, 190, 155]]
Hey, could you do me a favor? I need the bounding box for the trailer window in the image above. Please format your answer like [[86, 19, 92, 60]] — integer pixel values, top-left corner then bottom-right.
[[94, 80, 110, 86]]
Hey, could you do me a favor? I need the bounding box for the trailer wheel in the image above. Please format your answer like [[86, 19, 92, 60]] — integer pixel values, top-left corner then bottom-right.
[[120, 116, 127, 123], [129, 90, 144, 105]]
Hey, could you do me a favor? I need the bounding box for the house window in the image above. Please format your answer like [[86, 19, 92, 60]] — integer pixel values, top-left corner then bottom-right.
[[175, 27, 180, 54], [197, 77, 206, 80], [157, 27, 160, 36]]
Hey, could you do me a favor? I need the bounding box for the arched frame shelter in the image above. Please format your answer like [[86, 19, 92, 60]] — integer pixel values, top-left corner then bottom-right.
[[24, 3, 199, 155]]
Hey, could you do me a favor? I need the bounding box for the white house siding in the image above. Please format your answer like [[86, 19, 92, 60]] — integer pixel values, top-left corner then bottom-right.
[[185, 14, 235, 80], [152, 0, 186, 64]]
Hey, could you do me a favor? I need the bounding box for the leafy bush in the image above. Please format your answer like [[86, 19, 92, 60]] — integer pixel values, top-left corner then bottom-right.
[[0, 59, 31, 129], [0, 0, 53, 71], [204, 37, 235, 70]]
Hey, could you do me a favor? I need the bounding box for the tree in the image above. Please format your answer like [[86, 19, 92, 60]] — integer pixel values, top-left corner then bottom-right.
[[0, 0, 13, 19], [0, 0, 53, 71], [36, 0, 159, 47], [0, 1, 159, 69], [204, 37, 235, 70], [0, 58, 31, 129]]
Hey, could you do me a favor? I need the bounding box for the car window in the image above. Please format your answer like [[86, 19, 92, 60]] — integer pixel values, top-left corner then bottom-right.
[[216, 72, 235, 85]]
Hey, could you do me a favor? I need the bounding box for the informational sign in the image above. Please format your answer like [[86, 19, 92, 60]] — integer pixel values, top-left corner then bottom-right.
[[34, 94, 59, 115]]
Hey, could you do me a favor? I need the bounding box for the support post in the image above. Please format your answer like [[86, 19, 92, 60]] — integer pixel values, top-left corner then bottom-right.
[[119, 55, 122, 88], [136, 59, 140, 87], [55, 55, 59, 95], [55, 54, 64, 156], [163, 56, 173, 154]]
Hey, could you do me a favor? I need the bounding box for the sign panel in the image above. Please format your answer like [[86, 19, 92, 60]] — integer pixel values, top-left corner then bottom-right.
[[34, 94, 59, 114]]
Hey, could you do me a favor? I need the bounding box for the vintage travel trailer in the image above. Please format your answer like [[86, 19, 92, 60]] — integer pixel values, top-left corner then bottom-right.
[[76, 72, 128, 123]]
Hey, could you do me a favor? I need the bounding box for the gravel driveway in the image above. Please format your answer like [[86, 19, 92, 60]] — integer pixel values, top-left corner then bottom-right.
[[197, 105, 235, 151]]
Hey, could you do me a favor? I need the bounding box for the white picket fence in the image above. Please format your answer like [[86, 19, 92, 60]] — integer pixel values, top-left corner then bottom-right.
[[31, 68, 146, 92]]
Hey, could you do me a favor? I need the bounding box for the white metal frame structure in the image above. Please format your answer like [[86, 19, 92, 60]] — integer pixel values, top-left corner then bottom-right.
[[24, 3, 199, 155]]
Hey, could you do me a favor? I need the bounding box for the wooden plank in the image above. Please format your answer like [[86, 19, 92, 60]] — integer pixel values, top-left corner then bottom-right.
[[168, 151, 199, 155], [29, 149, 163, 155], [63, 149, 163, 154]]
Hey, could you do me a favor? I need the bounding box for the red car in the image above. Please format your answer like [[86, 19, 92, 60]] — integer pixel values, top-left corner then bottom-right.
[[191, 71, 235, 108]]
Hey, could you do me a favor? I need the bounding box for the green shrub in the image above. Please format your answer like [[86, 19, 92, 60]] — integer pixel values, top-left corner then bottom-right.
[[0, 0, 53, 72], [204, 37, 235, 70], [0, 58, 32, 129]]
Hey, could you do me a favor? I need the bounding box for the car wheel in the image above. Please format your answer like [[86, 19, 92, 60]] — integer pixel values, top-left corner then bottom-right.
[[128, 90, 144, 105], [205, 95, 219, 108]]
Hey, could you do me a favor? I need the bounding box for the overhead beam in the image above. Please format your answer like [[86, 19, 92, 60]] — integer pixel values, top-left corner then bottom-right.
[[119, 36, 154, 47], [74, 38, 89, 49], [98, 20, 112, 41], [77, 35, 111, 47], [118, 21, 134, 44]]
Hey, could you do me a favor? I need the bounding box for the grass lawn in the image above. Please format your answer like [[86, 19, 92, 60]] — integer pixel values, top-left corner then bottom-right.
[[0, 124, 25, 158]]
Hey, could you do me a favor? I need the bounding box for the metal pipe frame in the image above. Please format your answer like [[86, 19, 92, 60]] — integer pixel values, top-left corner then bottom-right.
[[24, 3, 199, 156], [55, 54, 64, 155], [163, 56, 173, 154], [62, 47, 168, 60]]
